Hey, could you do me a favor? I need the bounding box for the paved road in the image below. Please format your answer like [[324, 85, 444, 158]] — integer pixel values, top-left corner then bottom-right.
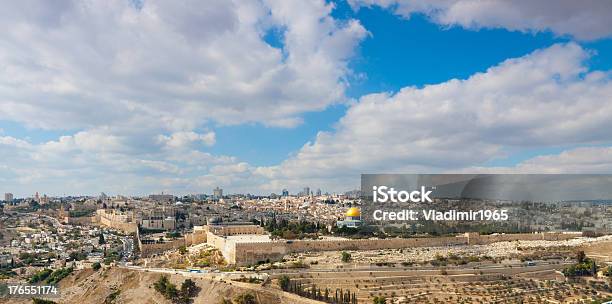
[[119, 236, 135, 262]]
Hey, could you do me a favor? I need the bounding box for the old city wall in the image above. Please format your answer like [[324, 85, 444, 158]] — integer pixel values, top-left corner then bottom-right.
[[139, 227, 209, 256], [64, 216, 95, 226], [210, 225, 265, 236], [98, 215, 138, 234], [205, 231, 239, 263], [232, 241, 289, 265], [285, 236, 467, 253], [229, 236, 466, 266], [96, 211, 138, 234], [136, 227, 185, 257], [140, 238, 186, 257], [184, 228, 208, 246], [206, 231, 227, 249]]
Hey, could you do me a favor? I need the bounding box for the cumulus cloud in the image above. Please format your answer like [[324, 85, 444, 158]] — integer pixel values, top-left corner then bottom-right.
[[463, 147, 612, 174], [257, 43, 612, 190], [157, 131, 216, 148], [0, 0, 368, 196], [349, 0, 612, 40], [3, 2, 612, 196], [0, 0, 367, 130], [0, 132, 243, 195]]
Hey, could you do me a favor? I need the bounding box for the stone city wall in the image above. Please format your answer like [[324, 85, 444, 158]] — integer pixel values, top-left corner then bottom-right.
[[63, 216, 95, 226], [184, 226, 208, 246], [232, 241, 288, 265], [229, 236, 466, 266], [96, 210, 138, 234], [98, 217, 138, 233], [140, 239, 185, 257], [208, 224, 265, 236], [205, 231, 240, 263], [285, 236, 466, 252]]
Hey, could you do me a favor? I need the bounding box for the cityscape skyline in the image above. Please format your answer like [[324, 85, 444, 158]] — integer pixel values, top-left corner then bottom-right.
[[1, 186, 345, 200]]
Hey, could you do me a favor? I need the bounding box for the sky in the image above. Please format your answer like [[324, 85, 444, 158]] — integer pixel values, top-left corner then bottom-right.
[[1, 0, 612, 197]]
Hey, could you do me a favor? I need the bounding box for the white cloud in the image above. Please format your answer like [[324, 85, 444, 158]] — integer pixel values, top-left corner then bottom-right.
[[349, 0, 612, 40], [0, 0, 367, 131], [0, 131, 240, 196], [463, 146, 612, 174], [3, 2, 612, 196], [210, 162, 251, 175], [256, 43, 612, 190], [157, 131, 216, 148], [0, 0, 369, 196]]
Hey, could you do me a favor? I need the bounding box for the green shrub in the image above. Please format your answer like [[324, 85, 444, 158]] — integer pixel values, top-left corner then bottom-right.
[[29, 269, 52, 283]]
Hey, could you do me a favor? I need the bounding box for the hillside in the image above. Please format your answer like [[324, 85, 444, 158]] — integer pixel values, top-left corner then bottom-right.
[[1, 267, 321, 304]]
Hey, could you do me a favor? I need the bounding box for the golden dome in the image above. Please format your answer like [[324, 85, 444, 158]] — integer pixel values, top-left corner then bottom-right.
[[345, 207, 361, 217]]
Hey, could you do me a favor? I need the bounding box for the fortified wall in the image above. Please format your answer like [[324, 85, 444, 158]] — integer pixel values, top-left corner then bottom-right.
[[184, 225, 208, 245], [229, 236, 466, 266], [139, 238, 186, 257], [96, 209, 138, 234], [208, 224, 265, 236], [137, 227, 187, 257], [62, 215, 95, 226]]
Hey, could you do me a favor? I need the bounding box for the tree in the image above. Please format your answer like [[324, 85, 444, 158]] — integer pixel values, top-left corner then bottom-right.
[[178, 245, 187, 255], [154, 275, 171, 295], [155, 275, 200, 304], [341, 251, 351, 263], [153, 275, 178, 299], [164, 283, 179, 300], [180, 279, 199, 298], [218, 299, 232, 304], [576, 251, 586, 263], [32, 299, 57, 304], [69, 251, 86, 261], [278, 275, 290, 291], [45, 267, 73, 285], [604, 266, 612, 277], [92, 262, 101, 271], [233, 292, 257, 304], [29, 269, 53, 283], [372, 296, 387, 304], [99, 233, 106, 245]]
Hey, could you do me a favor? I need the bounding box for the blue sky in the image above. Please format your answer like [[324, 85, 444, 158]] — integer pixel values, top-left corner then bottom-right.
[[1, 0, 612, 196], [212, 3, 612, 168]]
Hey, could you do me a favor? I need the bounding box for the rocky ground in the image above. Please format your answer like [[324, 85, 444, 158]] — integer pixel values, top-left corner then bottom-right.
[[283, 235, 612, 267]]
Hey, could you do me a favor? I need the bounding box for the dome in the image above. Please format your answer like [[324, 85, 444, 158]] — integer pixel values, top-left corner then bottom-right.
[[345, 207, 361, 217]]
